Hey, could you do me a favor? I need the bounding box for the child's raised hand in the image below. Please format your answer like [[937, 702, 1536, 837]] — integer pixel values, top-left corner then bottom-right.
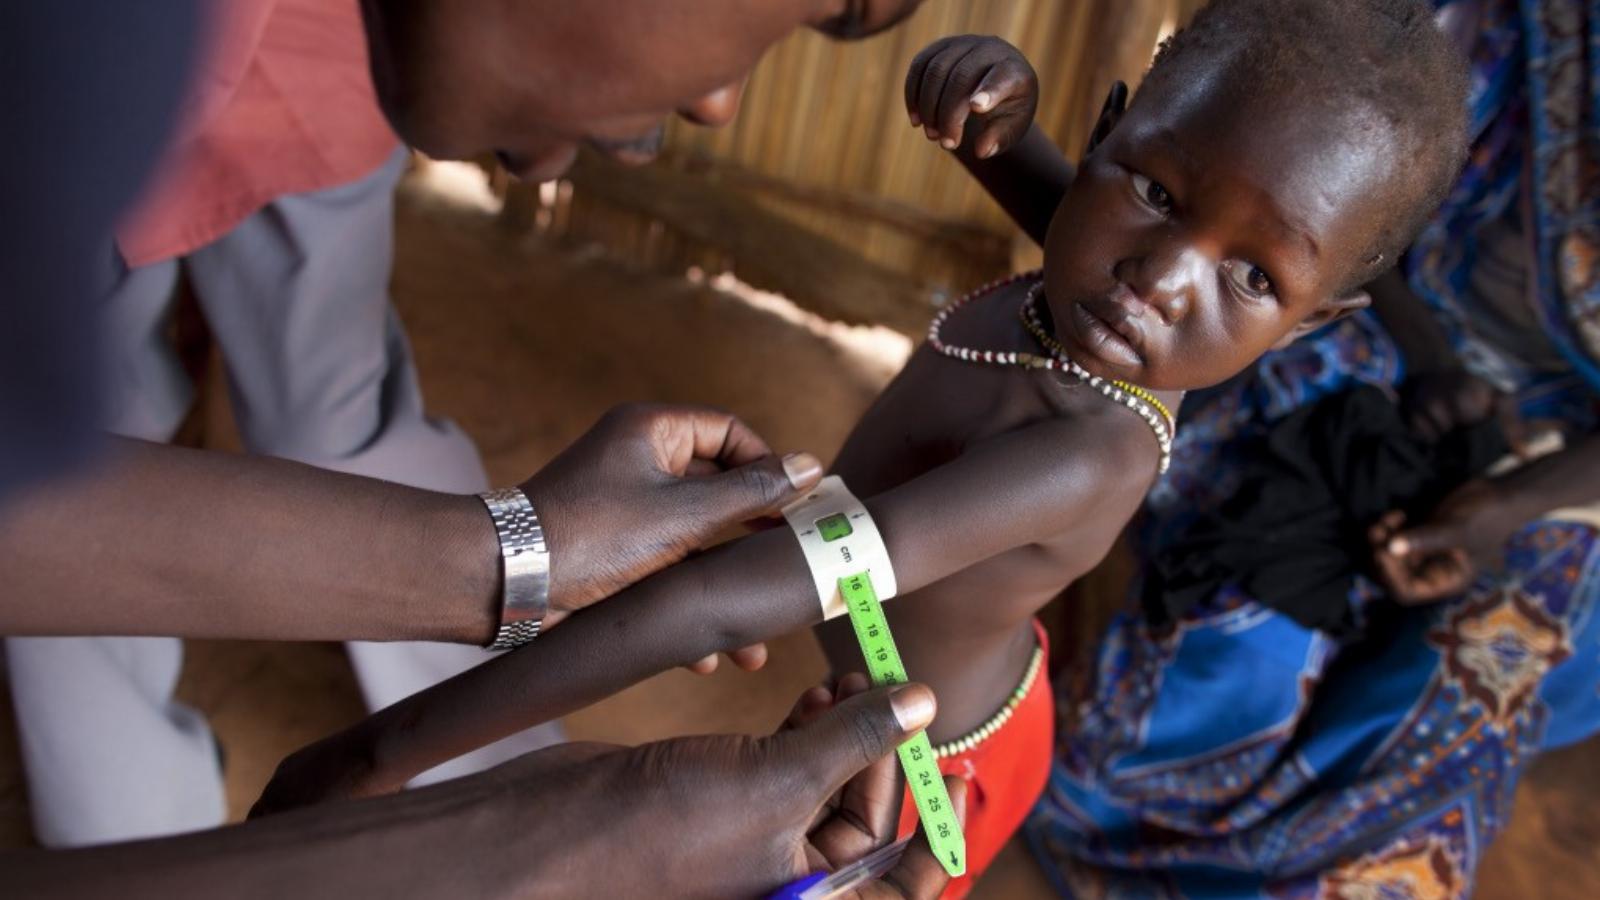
[[906, 35, 1039, 160]]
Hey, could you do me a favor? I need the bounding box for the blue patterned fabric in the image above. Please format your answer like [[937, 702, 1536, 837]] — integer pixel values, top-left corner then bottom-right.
[[1026, 318, 1600, 899], [1407, 0, 1600, 393]]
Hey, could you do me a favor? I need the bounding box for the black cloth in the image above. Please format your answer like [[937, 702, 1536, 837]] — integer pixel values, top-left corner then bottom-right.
[[0, 2, 199, 504], [1143, 385, 1508, 639]]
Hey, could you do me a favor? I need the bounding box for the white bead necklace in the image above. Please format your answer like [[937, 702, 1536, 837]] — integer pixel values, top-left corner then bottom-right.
[[926, 271, 1175, 474]]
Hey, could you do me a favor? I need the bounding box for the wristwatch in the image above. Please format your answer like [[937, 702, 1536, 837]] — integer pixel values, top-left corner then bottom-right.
[[478, 487, 550, 650]]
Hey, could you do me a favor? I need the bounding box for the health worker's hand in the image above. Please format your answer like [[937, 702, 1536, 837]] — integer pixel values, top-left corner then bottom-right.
[[260, 680, 962, 899], [521, 403, 822, 638]]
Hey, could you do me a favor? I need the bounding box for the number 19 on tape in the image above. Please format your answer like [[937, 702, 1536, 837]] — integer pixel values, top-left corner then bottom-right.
[[838, 573, 966, 878]]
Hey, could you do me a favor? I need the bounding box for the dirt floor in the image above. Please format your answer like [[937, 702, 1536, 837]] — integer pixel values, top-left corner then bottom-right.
[[2, 166, 1597, 897]]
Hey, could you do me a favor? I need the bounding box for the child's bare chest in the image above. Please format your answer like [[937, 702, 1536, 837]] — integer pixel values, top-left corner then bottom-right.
[[830, 347, 1112, 633], [831, 345, 1052, 493], [829, 284, 1150, 600]]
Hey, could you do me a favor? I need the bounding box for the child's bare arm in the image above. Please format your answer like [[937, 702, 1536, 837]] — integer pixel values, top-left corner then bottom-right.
[[253, 415, 1150, 814], [907, 36, 1074, 245]]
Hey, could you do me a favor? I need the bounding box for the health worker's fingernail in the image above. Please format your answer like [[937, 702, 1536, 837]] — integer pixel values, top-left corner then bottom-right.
[[890, 685, 937, 732], [782, 452, 823, 490]]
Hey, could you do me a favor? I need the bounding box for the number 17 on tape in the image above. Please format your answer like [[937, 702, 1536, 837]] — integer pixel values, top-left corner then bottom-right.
[[837, 573, 966, 878]]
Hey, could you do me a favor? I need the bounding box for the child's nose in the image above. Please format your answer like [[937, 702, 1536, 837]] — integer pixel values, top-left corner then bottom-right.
[[1118, 243, 1199, 327], [679, 81, 747, 128]]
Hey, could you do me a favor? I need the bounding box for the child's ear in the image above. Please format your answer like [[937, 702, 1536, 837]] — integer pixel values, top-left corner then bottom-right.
[[1271, 291, 1371, 350], [1084, 81, 1129, 157]]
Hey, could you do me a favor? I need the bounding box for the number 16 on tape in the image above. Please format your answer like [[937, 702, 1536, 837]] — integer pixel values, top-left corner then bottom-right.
[[837, 573, 966, 878]]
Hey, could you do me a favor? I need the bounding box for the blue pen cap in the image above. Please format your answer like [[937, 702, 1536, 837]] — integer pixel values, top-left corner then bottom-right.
[[767, 871, 828, 900]]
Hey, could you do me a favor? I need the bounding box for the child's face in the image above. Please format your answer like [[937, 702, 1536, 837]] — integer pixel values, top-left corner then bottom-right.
[[361, 0, 923, 180], [1041, 71, 1398, 392]]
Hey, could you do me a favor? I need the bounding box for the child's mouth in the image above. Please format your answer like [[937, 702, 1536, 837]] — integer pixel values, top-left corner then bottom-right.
[[1070, 297, 1145, 369]]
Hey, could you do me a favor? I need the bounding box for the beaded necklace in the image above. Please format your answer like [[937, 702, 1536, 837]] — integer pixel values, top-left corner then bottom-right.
[[926, 271, 1175, 474]]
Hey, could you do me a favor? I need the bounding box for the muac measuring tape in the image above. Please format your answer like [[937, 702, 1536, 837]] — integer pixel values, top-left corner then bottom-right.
[[782, 477, 966, 879]]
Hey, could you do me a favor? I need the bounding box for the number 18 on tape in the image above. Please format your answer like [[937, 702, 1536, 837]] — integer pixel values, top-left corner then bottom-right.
[[838, 572, 966, 878]]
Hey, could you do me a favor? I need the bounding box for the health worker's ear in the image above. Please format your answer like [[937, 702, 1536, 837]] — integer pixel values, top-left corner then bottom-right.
[[1272, 291, 1372, 350], [1083, 81, 1129, 157]]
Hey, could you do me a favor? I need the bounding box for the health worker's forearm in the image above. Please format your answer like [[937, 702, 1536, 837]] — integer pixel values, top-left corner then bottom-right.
[[5, 770, 563, 900], [0, 438, 498, 644]]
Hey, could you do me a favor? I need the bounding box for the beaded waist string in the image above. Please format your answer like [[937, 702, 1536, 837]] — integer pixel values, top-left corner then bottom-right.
[[931, 635, 1045, 759]]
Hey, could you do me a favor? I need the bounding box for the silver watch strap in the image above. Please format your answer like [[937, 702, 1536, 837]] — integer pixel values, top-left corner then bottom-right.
[[478, 488, 550, 650]]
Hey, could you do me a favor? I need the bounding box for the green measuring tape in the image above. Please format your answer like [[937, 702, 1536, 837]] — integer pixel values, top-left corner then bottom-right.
[[838, 572, 967, 878], [782, 476, 967, 879]]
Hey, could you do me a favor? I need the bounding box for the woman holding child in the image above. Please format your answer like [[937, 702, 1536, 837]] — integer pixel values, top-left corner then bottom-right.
[[1027, 1, 1600, 896]]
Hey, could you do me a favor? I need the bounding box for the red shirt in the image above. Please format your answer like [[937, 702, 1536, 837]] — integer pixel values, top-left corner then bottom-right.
[[117, 0, 399, 267]]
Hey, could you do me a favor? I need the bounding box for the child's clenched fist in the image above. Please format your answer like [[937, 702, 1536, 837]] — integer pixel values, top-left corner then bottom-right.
[[905, 35, 1038, 159]]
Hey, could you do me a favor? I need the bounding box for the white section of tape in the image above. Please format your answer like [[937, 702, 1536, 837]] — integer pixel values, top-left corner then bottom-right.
[[781, 476, 898, 620]]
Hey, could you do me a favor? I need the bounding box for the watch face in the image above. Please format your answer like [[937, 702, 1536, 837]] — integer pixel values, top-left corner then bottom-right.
[[816, 513, 854, 543]]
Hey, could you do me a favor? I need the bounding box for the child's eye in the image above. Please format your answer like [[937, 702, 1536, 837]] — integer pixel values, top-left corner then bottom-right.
[[1223, 260, 1277, 300], [1130, 173, 1173, 214]]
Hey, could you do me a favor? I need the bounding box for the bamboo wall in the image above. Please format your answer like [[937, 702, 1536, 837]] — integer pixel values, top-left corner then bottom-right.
[[515, 0, 1209, 330]]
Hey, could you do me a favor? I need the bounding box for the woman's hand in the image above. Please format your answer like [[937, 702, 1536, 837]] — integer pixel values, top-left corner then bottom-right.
[[906, 35, 1038, 160], [1373, 429, 1600, 604], [1399, 367, 1512, 444], [1370, 478, 1527, 603], [521, 403, 822, 630]]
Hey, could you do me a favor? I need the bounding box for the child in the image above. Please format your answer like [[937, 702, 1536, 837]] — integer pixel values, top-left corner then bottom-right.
[[816, 4, 1469, 890], [254, 0, 1469, 891]]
